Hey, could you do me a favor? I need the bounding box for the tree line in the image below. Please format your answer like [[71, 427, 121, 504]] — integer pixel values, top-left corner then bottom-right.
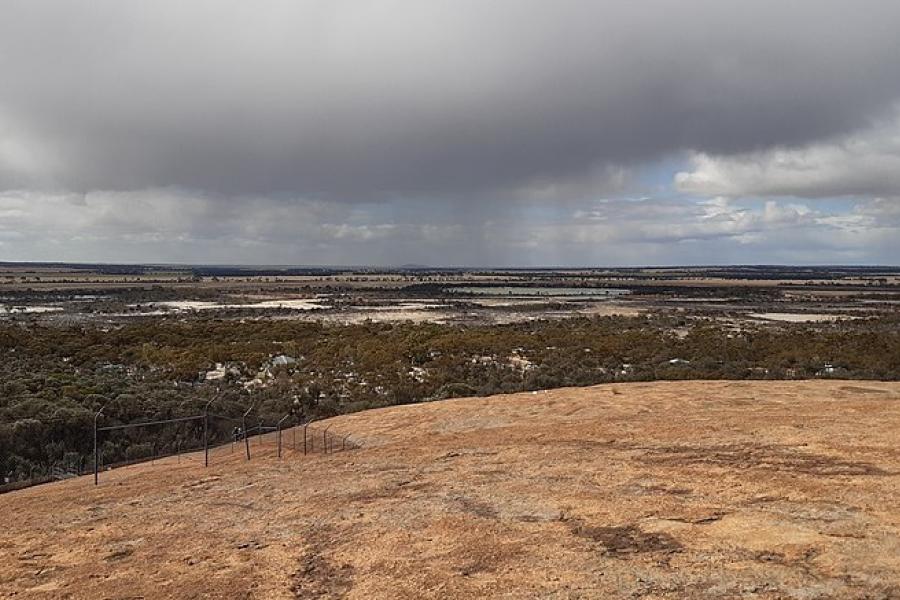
[[2, 313, 898, 484]]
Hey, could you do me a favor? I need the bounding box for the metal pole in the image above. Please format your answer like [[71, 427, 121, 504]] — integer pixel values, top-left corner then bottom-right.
[[203, 397, 215, 467], [291, 397, 300, 451], [243, 417, 250, 460], [276, 414, 289, 459], [242, 404, 254, 461], [93, 413, 99, 485], [93, 404, 107, 486], [302, 417, 320, 455], [323, 424, 333, 454]]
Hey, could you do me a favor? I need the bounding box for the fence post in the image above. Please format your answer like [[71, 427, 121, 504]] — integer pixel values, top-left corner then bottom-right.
[[93, 405, 106, 486], [323, 424, 333, 454], [276, 414, 289, 459], [242, 404, 254, 461], [93, 414, 98, 485], [203, 397, 216, 467]]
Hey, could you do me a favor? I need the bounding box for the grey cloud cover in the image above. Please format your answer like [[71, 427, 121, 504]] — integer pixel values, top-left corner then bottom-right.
[[3, 0, 900, 197], [1, 1, 899, 264]]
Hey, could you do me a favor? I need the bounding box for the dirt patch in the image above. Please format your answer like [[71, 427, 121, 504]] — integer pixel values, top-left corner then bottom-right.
[[450, 495, 499, 520], [839, 385, 890, 395], [104, 546, 135, 561], [644, 442, 889, 476], [621, 481, 693, 496], [292, 527, 355, 599], [293, 553, 355, 599], [571, 522, 683, 557]]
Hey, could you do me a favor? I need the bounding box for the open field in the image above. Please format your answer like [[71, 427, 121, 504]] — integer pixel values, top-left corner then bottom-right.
[[1, 263, 898, 327], [2, 380, 899, 599]]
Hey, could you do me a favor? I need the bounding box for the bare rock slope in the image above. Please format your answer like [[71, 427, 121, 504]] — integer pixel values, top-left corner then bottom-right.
[[2, 380, 900, 599]]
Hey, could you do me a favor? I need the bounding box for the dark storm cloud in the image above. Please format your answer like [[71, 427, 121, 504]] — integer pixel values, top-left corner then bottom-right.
[[2, 0, 900, 199]]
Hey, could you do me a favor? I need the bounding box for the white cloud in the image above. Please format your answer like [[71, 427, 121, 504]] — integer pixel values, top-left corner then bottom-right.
[[504, 197, 899, 264], [0, 188, 896, 267], [0, 189, 471, 264], [675, 108, 900, 199]]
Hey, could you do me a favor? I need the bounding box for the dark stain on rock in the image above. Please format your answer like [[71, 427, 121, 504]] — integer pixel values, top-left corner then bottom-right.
[[643, 443, 888, 476], [571, 522, 682, 557]]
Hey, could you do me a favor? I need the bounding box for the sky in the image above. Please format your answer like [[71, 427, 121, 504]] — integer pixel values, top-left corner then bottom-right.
[[1, 0, 899, 267]]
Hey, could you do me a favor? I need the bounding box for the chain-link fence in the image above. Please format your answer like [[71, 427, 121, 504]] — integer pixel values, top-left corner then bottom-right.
[[1, 407, 361, 492]]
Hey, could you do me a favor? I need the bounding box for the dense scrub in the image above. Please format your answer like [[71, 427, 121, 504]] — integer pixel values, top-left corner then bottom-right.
[[2, 314, 899, 483]]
